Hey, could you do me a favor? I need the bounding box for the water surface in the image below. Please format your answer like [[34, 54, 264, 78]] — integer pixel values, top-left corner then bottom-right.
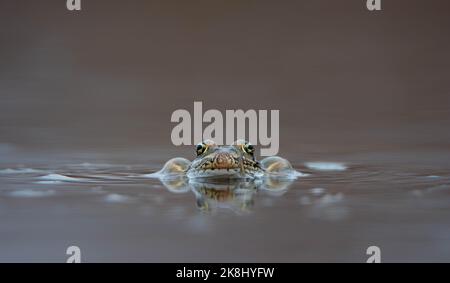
[[1, 148, 449, 262]]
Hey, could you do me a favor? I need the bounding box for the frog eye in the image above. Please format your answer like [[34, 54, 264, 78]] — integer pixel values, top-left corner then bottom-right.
[[195, 142, 207, 156], [242, 142, 255, 155]]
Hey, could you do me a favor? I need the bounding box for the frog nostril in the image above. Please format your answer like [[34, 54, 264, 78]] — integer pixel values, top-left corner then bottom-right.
[[214, 153, 234, 168], [215, 153, 226, 163]]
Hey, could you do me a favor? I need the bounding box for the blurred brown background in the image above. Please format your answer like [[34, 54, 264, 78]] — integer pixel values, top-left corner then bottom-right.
[[1, 0, 449, 163]]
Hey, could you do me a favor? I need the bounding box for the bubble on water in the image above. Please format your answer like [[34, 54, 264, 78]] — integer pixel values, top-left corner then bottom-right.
[[104, 193, 131, 203], [38, 174, 79, 182], [144, 158, 191, 179], [305, 162, 347, 171], [310, 187, 326, 195], [426, 175, 440, 179], [317, 193, 344, 205], [8, 189, 55, 198]]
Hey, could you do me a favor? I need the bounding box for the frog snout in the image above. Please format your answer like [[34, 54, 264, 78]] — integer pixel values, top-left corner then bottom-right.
[[212, 152, 237, 169]]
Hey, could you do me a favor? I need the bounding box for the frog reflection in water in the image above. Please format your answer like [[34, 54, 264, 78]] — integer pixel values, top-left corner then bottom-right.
[[151, 140, 302, 212]]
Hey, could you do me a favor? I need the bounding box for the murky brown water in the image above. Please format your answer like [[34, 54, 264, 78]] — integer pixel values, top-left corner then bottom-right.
[[1, 1, 450, 262]]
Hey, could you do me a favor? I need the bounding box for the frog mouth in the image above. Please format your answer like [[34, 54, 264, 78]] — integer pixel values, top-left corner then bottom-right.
[[187, 156, 263, 180], [187, 168, 244, 180]]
